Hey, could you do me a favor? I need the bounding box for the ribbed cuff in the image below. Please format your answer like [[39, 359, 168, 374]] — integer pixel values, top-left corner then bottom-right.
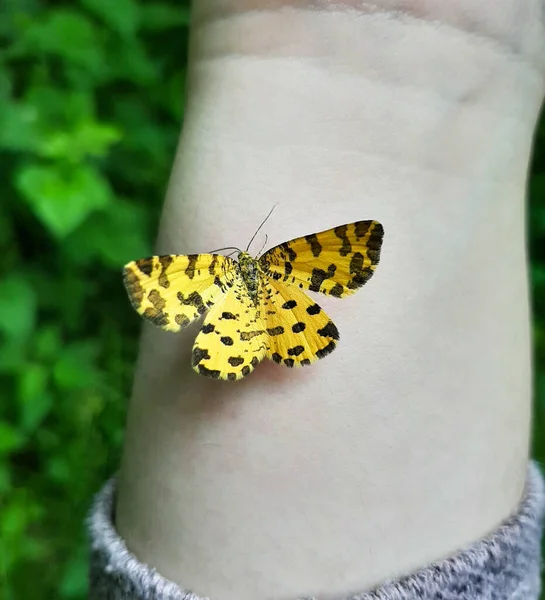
[[88, 462, 545, 600]]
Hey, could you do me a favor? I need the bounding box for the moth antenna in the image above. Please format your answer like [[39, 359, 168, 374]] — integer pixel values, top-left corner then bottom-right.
[[256, 234, 268, 258], [208, 246, 243, 254], [246, 206, 276, 253]]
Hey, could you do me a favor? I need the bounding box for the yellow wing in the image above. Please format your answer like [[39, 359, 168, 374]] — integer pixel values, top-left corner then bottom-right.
[[191, 279, 267, 380], [259, 220, 383, 298], [123, 254, 236, 332], [262, 278, 339, 367]]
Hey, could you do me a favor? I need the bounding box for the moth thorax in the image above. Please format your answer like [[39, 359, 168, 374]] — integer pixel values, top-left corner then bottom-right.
[[238, 252, 260, 302]]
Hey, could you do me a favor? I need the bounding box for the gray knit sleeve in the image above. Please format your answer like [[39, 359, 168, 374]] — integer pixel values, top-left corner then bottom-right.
[[88, 462, 545, 600]]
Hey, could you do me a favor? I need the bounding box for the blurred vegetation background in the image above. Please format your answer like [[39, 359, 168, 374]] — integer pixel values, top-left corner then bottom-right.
[[0, 0, 544, 598], [1, 0, 188, 596]]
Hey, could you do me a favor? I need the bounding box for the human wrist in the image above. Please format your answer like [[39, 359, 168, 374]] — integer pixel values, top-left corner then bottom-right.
[[160, 2, 542, 248]]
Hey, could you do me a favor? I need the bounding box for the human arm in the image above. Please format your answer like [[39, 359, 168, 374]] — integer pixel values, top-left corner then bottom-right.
[[112, 2, 545, 599]]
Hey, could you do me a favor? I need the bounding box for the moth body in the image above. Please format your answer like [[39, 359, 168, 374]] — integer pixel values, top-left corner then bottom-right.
[[237, 251, 262, 305]]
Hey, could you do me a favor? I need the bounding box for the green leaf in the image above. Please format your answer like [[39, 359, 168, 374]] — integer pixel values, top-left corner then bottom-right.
[[38, 120, 122, 161], [19, 9, 105, 74], [0, 464, 11, 494], [105, 38, 156, 84], [0, 98, 41, 152], [530, 175, 545, 239], [533, 266, 545, 297], [53, 341, 100, 390], [18, 363, 52, 433], [34, 326, 61, 361], [0, 494, 42, 540], [47, 456, 70, 483], [153, 71, 185, 120], [0, 0, 40, 46], [0, 339, 28, 373], [26, 87, 94, 124], [65, 199, 150, 267], [16, 164, 113, 238], [0, 422, 25, 455], [59, 544, 89, 598], [82, 0, 139, 37], [0, 275, 36, 340]]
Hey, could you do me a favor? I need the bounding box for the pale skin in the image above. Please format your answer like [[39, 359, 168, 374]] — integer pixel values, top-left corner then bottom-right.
[[115, 1, 545, 599]]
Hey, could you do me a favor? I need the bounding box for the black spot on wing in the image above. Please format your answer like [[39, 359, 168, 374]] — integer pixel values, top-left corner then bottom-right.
[[144, 289, 169, 327], [123, 268, 144, 307], [178, 291, 207, 315], [287, 345, 304, 357], [366, 222, 384, 262], [305, 234, 322, 257], [292, 322, 306, 333], [347, 268, 375, 289], [241, 366, 251, 377], [240, 330, 264, 341], [271, 352, 282, 364], [227, 373, 237, 381], [267, 326, 284, 336], [284, 358, 295, 367], [334, 225, 352, 256], [159, 255, 174, 269], [175, 314, 190, 327], [282, 300, 297, 310], [281, 243, 297, 262], [201, 323, 215, 334], [329, 283, 344, 297], [158, 255, 173, 288], [250, 356, 260, 368], [197, 364, 221, 379], [143, 307, 169, 328], [349, 252, 364, 274], [309, 264, 336, 293], [213, 276, 228, 292], [136, 257, 153, 276], [317, 321, 339, 340], [208, 254, 218, 275], [354, 220, 372, 239], [316, 341, 336, 359], [221, 311, 237, 320], [185, 254, 198, 279], [346, 250, 374, 290], [191, 347, 210, 367], [221, 336, 234, 346], [228, 356, 244, 367], [306, 303, 321, 315], [300, 359, 311, 366]]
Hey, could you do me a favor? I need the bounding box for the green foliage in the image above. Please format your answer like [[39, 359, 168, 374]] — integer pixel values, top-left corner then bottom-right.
[[0, 0, 544, 598], [531, 124, 545, 458], [531, 116, 545, 600], [0, 0, 189, 597]]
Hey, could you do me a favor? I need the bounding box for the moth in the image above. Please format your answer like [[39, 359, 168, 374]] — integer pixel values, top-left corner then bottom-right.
[[123, 216, 384, 380]]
